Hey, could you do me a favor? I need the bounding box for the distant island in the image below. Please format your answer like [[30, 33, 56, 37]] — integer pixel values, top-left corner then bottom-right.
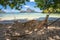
[[20, 8, 40, 13]]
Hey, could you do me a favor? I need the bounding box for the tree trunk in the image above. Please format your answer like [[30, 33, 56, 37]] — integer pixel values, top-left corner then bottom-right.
[[38, 14, 49, 29]]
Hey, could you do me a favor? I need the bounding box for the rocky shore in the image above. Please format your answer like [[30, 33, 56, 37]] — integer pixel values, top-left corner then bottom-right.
[[0, 20, 60, 40]]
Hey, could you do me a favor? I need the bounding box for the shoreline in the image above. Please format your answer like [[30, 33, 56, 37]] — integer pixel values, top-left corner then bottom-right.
[[0, 13, 60, 20]]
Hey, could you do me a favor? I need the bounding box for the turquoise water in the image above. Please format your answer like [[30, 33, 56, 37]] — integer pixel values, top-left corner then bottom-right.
[[0, 13, 60, 20]]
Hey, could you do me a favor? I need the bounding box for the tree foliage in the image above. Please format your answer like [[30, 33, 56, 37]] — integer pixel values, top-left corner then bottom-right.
[[35, 0, 60, 13], [0, 0, 60, 13], [0, 0, 29, 10]]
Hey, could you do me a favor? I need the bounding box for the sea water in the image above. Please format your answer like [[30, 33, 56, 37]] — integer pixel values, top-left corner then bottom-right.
[[0, 13, 60, 20]]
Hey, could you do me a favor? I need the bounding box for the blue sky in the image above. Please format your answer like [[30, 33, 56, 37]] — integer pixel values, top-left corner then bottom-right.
[[0, 0, 42, 12]]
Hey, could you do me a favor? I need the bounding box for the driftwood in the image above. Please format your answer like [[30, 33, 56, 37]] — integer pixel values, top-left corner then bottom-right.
[[48, 18, 60, 26]]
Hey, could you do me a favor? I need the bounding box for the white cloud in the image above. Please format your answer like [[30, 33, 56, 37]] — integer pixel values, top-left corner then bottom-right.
[[30, 0, 34, 2], [24, 5, 30, 8], [3, 10, 20, 12]]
